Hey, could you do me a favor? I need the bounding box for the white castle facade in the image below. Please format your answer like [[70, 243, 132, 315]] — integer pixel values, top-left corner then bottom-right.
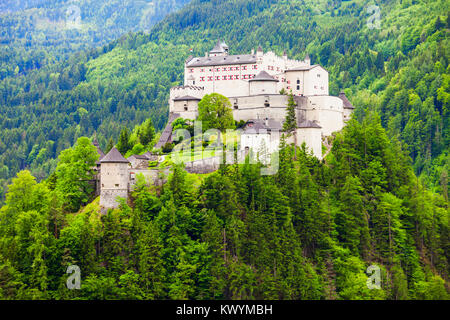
[[98, 40, 355, 212]]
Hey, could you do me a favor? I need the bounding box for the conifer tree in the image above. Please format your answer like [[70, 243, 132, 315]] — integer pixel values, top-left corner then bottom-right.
[[282, 92, 298, 159], [117, 127, 131, 155]]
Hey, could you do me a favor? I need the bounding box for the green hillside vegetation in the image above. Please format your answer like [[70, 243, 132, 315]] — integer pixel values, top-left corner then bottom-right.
[[0, 0, 448, 204], [0, 0, 190, 80], [0, 115, 447, 300]]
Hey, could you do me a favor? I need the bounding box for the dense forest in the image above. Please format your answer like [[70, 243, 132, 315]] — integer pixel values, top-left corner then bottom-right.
[[0, 114, 447, 299], [0, 0, 448, 300], [0, 0, 190, 80], [0, 0, 448, 205]]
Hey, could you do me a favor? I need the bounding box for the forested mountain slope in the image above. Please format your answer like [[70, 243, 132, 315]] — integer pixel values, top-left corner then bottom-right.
[[0, 116, 448, 299], [0, 0, 191, 79], [0, 0, 448, 203]]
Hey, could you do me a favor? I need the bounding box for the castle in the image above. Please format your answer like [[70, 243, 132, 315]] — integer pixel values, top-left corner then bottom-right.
[[156, 40, 354, 159], [96, 40, 354, 212]]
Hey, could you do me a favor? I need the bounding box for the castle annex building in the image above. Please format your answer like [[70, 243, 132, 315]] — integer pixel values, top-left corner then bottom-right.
[[156, 40, 354, 159]]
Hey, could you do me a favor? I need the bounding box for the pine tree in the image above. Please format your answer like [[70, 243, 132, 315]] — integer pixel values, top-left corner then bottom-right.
[[117, 127, 131, 155], [282, 92, 298, 159], [106, 137, 115, 153]]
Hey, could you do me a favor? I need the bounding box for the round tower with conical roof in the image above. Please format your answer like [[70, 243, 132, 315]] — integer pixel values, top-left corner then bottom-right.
[[99, 147, 130, 211]]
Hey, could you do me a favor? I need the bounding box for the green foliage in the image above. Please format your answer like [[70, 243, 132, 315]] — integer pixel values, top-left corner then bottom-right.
[[0, 0, 448, 301], [0, 0, 448, 204], [117, 128, 132, 155], [55, 137, 99, 212], [197, 93, 235, 132]]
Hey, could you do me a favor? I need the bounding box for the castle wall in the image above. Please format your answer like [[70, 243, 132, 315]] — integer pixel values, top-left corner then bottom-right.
[[231, 94, 289, 122], [172, 100, 199, 119], [343, 108, 353, 122], [306, 96, 344, 136], [284, 66, 329, 96], [129, 168, 170, 189], [184, 156, 221, 174], [169, 86, 204, 111], [249, 80, 278, 96]]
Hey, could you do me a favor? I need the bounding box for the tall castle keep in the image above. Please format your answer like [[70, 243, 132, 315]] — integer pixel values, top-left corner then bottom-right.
[[98, 40, 355, 212], [156, 40, 354, 158]]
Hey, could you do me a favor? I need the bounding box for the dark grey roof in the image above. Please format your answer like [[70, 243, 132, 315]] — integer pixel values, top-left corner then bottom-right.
[[186, 55, 194, 63], [173, 95, 201, 101], [249, 70, 278, 82], [297, 120, 322, 128], [285, 65, 320, 72], [186, 54, 257, 67], [154, 113, 180, 149], [128, 154, 149, 160], [100, 147, 129, 163], [339, 91, 355, 109], [143, 151, 155, 157], [210, 40, 226, 53], [243, 119, 282, 133]]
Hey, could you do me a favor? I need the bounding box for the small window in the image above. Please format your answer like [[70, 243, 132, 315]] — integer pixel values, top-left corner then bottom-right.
[[297, 85, 300, 90], [297, 79, 300, 84], [184, 106, 188, 111], [193, 81, 195, 85], [317, 74, 320, 78], [115, 184, 119, 187]]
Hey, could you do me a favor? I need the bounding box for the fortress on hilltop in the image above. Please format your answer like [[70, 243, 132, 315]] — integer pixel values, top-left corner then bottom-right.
[[156, 40, 354, 158], [96, 40, 355, 212]]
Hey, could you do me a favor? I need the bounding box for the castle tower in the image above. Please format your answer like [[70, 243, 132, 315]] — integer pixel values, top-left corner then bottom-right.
[[249, 71, 279, 95], [92, 138, 105, 197], [99, 147, 130, 212], [209, 39, 228, 57]]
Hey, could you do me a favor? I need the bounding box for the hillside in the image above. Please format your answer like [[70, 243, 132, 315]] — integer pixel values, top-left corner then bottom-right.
[[0, 0, 448, 202], [0, 115, 448, 300], [0, 0, 448, 301]]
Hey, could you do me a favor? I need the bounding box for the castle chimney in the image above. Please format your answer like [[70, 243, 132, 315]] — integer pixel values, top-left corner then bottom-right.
[[304, 53, 310, 66], [257, 45, 263, 56]]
